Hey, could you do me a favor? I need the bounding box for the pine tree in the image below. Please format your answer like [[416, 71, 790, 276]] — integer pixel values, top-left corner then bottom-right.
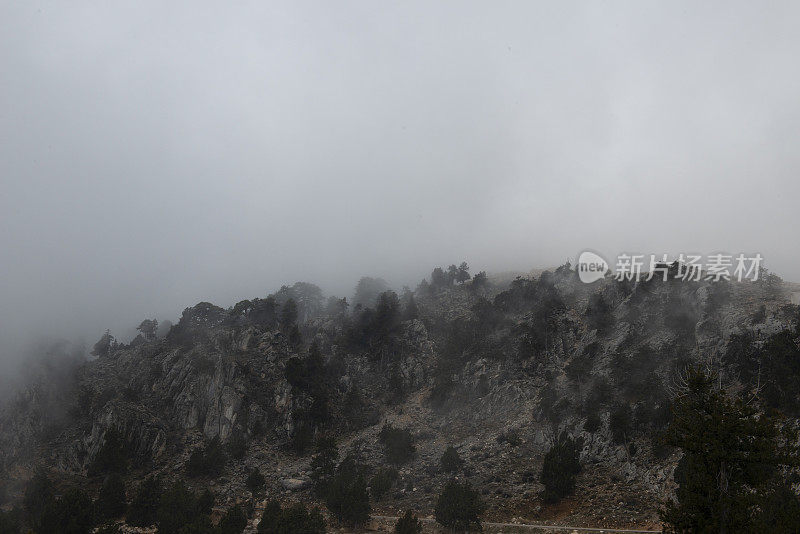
[[325, 457, 371, 527], [369, 467, 398, 500], [88, 428, 129, 476], [403, 295, 419, 321], [217, 505, 247, 534], [96, 473, 126, 520], [246, 468, 266, 495], [39, 488, 95, 534], [258, 500, 325, 534], [434, 480, 484, 531], [90, 330, 115, 358], [540, 433, 582, 503], [23, 471, 54, 532], [280, 299, 298, 331], [156, 481, 203, 534], [126, 476, 162, 527], [378, 424, 416, 465], [661, 365, 800, 533], [394, 510, 422, 534], [440, 445, 464, 473], [310, 435, 338, 497], [456, 262, 470, 284]]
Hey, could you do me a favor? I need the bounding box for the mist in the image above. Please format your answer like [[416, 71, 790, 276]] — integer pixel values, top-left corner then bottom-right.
[[2, 1, 800, 376]]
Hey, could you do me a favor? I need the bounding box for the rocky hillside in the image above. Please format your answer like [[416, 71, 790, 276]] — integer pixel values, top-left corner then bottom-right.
[[1, 264, 798, 531]]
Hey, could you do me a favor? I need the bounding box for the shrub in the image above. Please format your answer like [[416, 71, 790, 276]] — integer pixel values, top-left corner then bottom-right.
[[96, 473, 126, 520], [378, 424, 416, 465], [369, 467, 399, 500], [325, 457, 371, 527], [126, 476, 162, 527], [394, 510, 423, 534], [496, 429, 521, 447], [540, 433, 582, 504], [440, 446, 464, 473], [246, 468, 266, 495], [434, 480, 484, 531], [258, 500, 325, 534]]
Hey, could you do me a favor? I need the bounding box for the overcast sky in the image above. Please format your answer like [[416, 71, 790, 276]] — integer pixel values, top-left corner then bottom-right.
[[2, 1, 800, 368]]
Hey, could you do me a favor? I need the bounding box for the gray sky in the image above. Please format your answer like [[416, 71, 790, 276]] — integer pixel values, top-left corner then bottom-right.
[[2, 1, 800, 368]]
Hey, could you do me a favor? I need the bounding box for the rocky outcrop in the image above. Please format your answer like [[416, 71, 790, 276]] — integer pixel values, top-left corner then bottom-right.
[[1, 268, 797, 527]]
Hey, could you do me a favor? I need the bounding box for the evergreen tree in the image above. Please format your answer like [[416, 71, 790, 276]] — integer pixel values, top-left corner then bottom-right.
[[434, 480, 484, 531], [430, 267, 447, 288], [0, 508, 22, 534], [90, 330, 115, 358], [325, 456, 371, 527], [583, 412, 602, 434], [403, 295, 419, 321], [609, 404, 632, 444], [245, 468, 266, 495], [136, 319, 158, 341], [39, 488, 95, 534], [378, 424, 416, 465], [197, 489, 215, 515], [186, 437, 226, 478], [369, 467, 398, 501], [227, 431, 248, 460], [353, 277, 389, 308], [440, 445, 464, 473], [280, 299, 298, 331], [540, 433, 582, 503], [310, 435, 338, 497], [96, 473, 126, 520], [217, 505, 247, 534], [23, 470, 54, 531], [585, 293, 613, 334], [394, 510, 422, 534], [88, 428, 129, 476], [661, 365, 800, 533], [471, 271, 488, 290], [456, 262, 471, 284], [446, 265, 459, 285], [127, 476, 162, 527], [258, 500, 325, 534], [156, 481, 205, 534]]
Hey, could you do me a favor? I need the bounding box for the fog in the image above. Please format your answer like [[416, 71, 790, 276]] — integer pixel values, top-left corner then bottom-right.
[[2, 2, 800, 374]]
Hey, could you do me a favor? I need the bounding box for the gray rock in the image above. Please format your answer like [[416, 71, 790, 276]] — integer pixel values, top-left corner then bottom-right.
[[280, 478, 309, 491]]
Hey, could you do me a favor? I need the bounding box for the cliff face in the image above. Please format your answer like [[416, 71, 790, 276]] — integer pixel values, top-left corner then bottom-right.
[[1, 268, 797, 527]]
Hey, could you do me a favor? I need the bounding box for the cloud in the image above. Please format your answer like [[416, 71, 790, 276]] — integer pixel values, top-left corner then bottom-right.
[[1, 1, 799, 370]]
